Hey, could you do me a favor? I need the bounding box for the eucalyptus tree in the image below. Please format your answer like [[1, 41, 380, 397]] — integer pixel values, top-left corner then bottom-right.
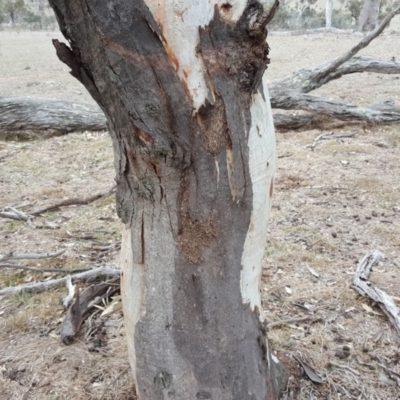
[[48, 1, 286, 398]]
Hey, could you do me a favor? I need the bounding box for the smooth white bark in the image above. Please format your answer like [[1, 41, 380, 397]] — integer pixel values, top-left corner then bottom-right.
[[240, 79, 276, 314], [143, 0, 247, 110]]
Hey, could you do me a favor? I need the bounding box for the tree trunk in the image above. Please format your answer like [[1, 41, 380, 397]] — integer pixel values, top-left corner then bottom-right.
[[48, 0, 287, 398], [326, 0, 333, 28], [358, 0, 381, 31]]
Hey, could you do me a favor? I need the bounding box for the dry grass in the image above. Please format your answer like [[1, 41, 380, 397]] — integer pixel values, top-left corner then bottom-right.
[[1, 30, 400, 399]]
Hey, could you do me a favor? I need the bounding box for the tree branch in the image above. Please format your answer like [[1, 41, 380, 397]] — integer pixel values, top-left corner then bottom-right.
[[353, 250, 400, 335], [272, 91, 400, 123], [30, 185, 116, 216], [0, 249, 65, 262], [322, 56, 400, 84], [309, 6, 400, 86], [0, 266, 120, 296], [0, 263, 91, 274]]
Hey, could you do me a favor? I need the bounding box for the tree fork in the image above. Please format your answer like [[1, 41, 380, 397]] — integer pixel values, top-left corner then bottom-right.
[[48, 0, 287, 398]]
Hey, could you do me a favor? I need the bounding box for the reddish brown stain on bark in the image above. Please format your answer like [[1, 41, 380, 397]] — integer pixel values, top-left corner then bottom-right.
[[196, 97, 229, 154], [137, 129, 154, 147], [178, 175, 217, 264], [218, 3, 234, 21], [127, 149, 139, 174]]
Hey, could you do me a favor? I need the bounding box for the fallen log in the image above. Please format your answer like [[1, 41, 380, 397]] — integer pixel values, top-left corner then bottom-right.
[[272, 92, 400, 123], [0, 97, 107, 139], [0, 7, 399, 135], [269, 6, 400, 96]]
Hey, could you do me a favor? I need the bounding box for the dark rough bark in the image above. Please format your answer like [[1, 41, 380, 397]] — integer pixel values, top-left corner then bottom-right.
[[0, 97, 106, 139], [48, 0, 286, 399]]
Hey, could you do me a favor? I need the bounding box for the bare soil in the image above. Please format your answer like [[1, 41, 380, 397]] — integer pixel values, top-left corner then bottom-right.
[[1, 29, 400, 399]]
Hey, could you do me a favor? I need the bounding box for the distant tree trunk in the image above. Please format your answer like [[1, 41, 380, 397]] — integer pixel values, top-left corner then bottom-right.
[[326, 0, 333, 28], [48, 0, 287, 398], [358, 0, 381, 31]]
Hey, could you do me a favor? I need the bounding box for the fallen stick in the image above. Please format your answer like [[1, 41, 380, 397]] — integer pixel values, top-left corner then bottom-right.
[[352, 250, 400, 335], [0, 249, 65, 262], [0, 266, 120, 296], [30, 185, 116, 216], [308, 5, 400, 89], [328, 361, 360, 376], [0, 263, 90, 274], [305, 132, 356, 150], [267, 316, 321, 329], [0, 207, 30, 221]]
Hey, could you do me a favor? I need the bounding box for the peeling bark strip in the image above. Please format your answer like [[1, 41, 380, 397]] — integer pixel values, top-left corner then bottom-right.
[[48, 0, 285, 398]]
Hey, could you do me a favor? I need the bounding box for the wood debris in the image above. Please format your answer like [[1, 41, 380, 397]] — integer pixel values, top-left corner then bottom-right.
[[352, 250, 400, 335]]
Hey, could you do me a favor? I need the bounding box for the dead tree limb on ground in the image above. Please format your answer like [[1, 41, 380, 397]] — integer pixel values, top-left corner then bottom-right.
[[352, 250, 400, 335], [0, 266, 120, 296], [268, 6, 400, 129], [0, 186, 115, 221], [61, 278, 120, 344], [0, 263, 91, 273], [0, 97, 106, 139], [0, 249, 65, 262], [272, 92, 400, 123], [0, 8, 399, 136], [30, 185, 116, 216], [269, 6, 400, 95]]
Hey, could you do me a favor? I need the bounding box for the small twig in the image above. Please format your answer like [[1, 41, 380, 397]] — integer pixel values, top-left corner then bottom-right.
[[304, 185, 349, 190], [0, 266, 120, 296], [305, 132, 356, 150], [0, 207, 31, 221], [0, 263, 91, 274], [30, 185, 116, 216], [328, 361, 360, 376], [0, 249, 65, 262], [305, 133, 325, 150], [268, 316, 321, 329]]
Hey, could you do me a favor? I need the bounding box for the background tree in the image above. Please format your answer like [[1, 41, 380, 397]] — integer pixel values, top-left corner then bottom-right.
[[358, 0, 382, 30], [326, 0, 334, 27], [47, 0, 286, 398], [1, 0, 26, 25]]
